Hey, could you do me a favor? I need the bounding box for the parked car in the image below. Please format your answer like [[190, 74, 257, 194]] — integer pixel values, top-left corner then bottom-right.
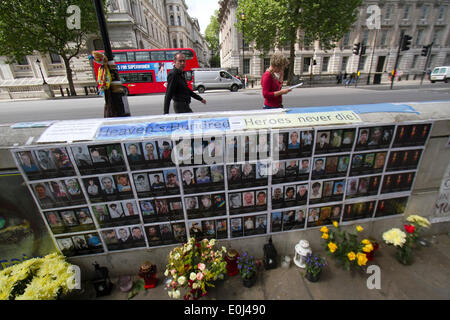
[[193, 69, 243, 93], [430, 66, 450, 83]]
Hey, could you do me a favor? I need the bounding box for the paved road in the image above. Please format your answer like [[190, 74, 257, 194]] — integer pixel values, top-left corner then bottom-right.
[[0, 82, 449, 124]]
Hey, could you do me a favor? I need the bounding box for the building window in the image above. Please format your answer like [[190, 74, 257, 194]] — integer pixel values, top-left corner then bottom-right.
[[381, 30, 388, 46], [17, 56, 28, 65], [170, 15, 174, 25], [421, 5, 428, 20], [244, 59, 250, 74], [412, 55, 419, 69], [263, 58, 270, 71], [303, 57, 311, 73], [385, 6, 392, 20], [322, 57, 330, 72], [173, 39, 177, 48], [169, 5, 173, 11], [416, 29, 423, 46], [359, 56, 367, 71], [439, 5, 447, 20], [178, 16, 181, 26], [177, 6, 179, 11], [403, 5, 410, 19], [180, 39, 184, 48], [343, 32, 350, 46], [341, 56, 349, 72], [362, 30, 369, 46], [50, 53, 61, 64], [433, 30, 441, 46]]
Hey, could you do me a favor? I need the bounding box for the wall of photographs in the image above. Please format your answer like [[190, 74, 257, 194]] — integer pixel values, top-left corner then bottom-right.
[[11, 121, 432, 257]]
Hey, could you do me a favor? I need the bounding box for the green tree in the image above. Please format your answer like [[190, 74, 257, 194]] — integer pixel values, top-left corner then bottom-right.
[[205, 10, 220, 67], [236, 0, 363, 84], [0, 0, 101, 96]]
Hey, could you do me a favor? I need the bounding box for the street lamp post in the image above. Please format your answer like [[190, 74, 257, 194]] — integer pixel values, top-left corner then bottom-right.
[[36, 59, 47, 85], [240, 12, 245, 87]]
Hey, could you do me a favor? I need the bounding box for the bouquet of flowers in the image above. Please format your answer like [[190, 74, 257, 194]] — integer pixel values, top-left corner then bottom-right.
[[320, 221, 375, 271], [304, 253, 327, 281], [164, 237, 227, 300], [382, 214, 431, 265], [0, 253, 76, 300], [237, 252, 256, 280]]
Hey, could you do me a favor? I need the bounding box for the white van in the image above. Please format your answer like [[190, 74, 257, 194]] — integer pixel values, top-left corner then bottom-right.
[[193, 69, 243, 93], [430, 66, 450, 83]]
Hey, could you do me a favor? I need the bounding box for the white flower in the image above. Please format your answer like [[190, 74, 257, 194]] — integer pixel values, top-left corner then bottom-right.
[[222, 246, 227, 252], [189, 272, 197, 281], [177, 276, 186, 285], [164, 269, 169, 277], [174, 253, 181, 260], [192, 282, 199, 289], [383, 228, 407, 247], [168, 290, 173, 298], [209, 239, 216, 246], [173, 289, 181, 299], [406, 215, 431, 228]]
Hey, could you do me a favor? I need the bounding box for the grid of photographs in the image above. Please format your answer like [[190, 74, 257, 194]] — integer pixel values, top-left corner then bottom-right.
[[11, 121, 432, 256]]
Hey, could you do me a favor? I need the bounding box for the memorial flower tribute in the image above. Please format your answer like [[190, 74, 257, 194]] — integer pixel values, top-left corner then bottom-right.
[[0, 253, 76, 300], [164, 237, 227, 300], [320, 222, 375, 271], [382, 214, 431, 265]]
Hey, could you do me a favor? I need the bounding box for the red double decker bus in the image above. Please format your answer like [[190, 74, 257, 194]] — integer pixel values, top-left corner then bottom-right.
[[94, 48, 199, 95]]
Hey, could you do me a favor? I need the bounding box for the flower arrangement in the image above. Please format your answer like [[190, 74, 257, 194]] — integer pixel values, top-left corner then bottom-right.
[[382, 214, 431, 265], [164, 237, 227, 300], [237, 252, 256, 280], [320, 222, 375, 271], [304, 253, 327, 282], [0, 253, 76, 300]]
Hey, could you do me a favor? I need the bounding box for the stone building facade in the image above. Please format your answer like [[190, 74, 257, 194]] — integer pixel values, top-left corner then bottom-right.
[[218, 0, 450, 83], [0, 0, 210, 98]]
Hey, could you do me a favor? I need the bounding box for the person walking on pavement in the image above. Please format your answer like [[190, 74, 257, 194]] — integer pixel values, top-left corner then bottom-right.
[[163, 52, 206, 114], [261, 52, 291, 109]]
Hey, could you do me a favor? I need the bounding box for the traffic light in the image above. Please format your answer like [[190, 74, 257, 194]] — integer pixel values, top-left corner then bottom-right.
[[360, 45, 366, 56], [421, 45, 430, 57], [353, 43, 360, 55], [401, 34, 412, 51]]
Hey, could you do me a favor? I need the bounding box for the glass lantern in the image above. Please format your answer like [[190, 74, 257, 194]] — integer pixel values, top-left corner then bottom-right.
[[294, 240, 312, 268]]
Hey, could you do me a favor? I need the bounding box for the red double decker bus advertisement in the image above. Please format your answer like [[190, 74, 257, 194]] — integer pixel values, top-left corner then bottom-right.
[[93, 48, 199, 95]]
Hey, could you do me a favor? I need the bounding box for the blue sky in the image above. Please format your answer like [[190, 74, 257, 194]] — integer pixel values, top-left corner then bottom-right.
[[185, 0, 220, 35]]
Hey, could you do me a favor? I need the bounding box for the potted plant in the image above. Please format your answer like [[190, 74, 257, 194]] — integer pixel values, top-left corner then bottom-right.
[[304, 253, 327, 282], [0, 253, 76, 300], [382, 214, 431, 265], [164, 237, 227, 300], [320, 222, 375, 271], [237, 252, 257, 288]]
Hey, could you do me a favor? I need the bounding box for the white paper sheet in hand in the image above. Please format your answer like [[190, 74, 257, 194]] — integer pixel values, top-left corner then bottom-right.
[[37, 119, 104, 143], [288, 82, 303, 90]]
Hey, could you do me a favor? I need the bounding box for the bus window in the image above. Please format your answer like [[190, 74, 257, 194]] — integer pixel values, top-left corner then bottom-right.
[[166, 50, 178, 60], [151, 51, 166, 61], [120, 72, 154, 83], [184, 71, 192, 81], [180, 50, 194, 60], [126, 52, 135, 61], [114, 53, 127, 62], [135, 51, 150, 61]]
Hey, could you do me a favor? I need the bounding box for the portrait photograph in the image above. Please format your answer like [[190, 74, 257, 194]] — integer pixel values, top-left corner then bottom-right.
[[284, 160, 299, 181], [309, 181, 323, 200], [255, 215, 267, 234], [242, 191, 255, 207], [322, 181, 334, 198], [216, 219, 228, 239], [71, 145, 93, 169], [325, 156, 339, 174], [284, 185, 296, 203], [258, 133, 270, 159], [140, 201, 155, 216], [130, 225, 146, 242], [60, 210, 79, 227], [255, 190, 267, 207], [107, 202, 125, 219], [375, 197, 408, 218], [272, 186, 284, 209], [84, 177, 101, 198], [185, 196, 199, 211], [373, 152, 387, 170], [241, 163, 256, 182], [271, 211, 282, 233], [160, 223, 175, 243], [32, 182, 56, 209], [271, 161, 285, 183], [72, 235, 89, 250], [92, 204, 111, 224], [122, 200, 139, 217], [381, 175, 394, 194], [164, 169, 180, 192], [311, 157, 326, 178], [64, 178, 84, 204], [199, 194, 213, 212], [282, 210, 295, 231], [48, 180, 70, 206], [210, 165, 225, 183], [75, 208, 94, 225], [172, 222, 187, 243], [189, 221, 203, 238], [16, 151, 40, 179], [315, 131, 330, 153], [35, 148, 57, 172], [243, 216, 256, 236], [333, 181, 345, 195], [115, 227, 132, 245], [106, 144, 125, 168], [318, 206, 332, 226], [296, 184, 308, 204], [202, 220, 216, 239], [346, 177, 359, 197], [356, 128, 370, 147], [368, 175, 381, 195], [306, 208, 319, 228], [228, 192, 242, 210], [181, 167, 196, 192], [149, 172, 166, 193], [45, 211, 63, 228], [142, 141, 159, 162], [287, 130, 301, 150], [294, 209, 306, 229], [50, 147, 74, 172], [125, 143, 144, 164], [133, 173, 151, 195], [157, 139, 173, 162], [342, 129, 355, 147], [194, 167, 211, 184], [298, 158, 310, 174], [102, 229, 119, 245], [146, 225, 162, 245], [227, 165, 241, 187], [99, 175, 117, 196], [56, 238, 75, 255], [230, 217, 243, 238], [88, 145, 110, 166], [337, 155, 350, 173], [300, 130, 314, 153], [329, 130, 343, 150], [114, 174, 132, 195], [154, 199, 170, 216]]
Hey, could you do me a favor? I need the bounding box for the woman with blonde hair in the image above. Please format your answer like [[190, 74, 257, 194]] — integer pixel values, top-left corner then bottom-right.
[[261, 52, 291, 109]]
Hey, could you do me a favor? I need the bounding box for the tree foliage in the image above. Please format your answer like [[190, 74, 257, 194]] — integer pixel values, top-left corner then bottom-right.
[[0, 0, 101, 95], [236, 0, 363, 83], [205, 10, 220, 67]]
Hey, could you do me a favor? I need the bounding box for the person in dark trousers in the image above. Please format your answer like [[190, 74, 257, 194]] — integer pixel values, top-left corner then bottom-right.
[[163, 52, 206, 114]]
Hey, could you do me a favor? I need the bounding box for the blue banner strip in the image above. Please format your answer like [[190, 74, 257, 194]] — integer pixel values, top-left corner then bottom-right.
[[286, 103, 419, 114]]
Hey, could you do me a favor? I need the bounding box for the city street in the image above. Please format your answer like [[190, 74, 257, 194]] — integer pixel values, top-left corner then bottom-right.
[[0, 82, 449, 124]]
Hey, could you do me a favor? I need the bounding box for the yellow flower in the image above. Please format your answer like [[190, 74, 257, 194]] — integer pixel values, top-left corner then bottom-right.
[[362, 243, 374, 253], [356, 253, 368, 266], [321, 232, 329, 240], [383, 228, 406, 247], [356, 225, 364, 232], [320, 226, 329, 233], [332, 221, 339, 228], [406, 215, 431, 228], [328, 242, 338, 253], [361, 239, 371, 245], [347, 252, 356, 261]]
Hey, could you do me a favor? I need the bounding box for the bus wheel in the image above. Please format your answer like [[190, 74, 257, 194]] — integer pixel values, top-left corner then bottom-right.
[[197, 86, 205, 93], [231, 84, 238, 92]]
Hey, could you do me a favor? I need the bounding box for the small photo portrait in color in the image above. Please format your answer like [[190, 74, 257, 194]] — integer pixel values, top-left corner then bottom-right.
[[316, 131, 330, 151], [309, 181, 323, 199]]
